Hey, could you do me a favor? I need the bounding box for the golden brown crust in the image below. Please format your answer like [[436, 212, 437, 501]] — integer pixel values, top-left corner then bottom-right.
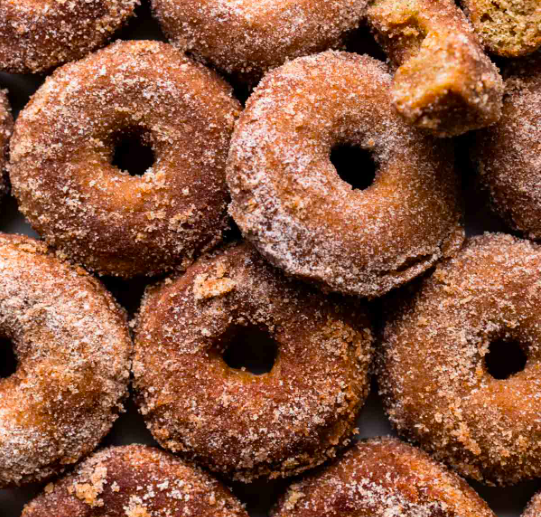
[[227, 51, 464, 299], [151, 0, 368, 81], [380, 233, 541, 486], [0, 0, 139, 74], [462, 0, 541, 57], [524, 492, 541, 517], [9, 40, 241, 278], [21, 445, 248, 517], [0, 233, 132, 487], [367, 0, 503, 137], [273, 437, 495, 517], [133, 242, 374, 482], [0, 89, 12, 202], [473, 57, 541, 240]]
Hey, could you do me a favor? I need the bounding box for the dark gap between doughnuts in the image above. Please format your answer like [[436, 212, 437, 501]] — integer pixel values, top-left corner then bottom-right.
[[0, 337, 17, 379], [330, 144, 376, 191], [485, 339, 527, 380], [222, 325, 278, 375], [112, 133, 155, 177]]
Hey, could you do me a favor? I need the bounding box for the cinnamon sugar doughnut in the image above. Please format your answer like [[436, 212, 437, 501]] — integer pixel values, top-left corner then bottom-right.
[[0, 0, 139, 74], [133, 242, 374, 482], [473, 57, 541, 240], [227, 52, 464, 299], [9, 40, 241, 278], [0, 234, 131, 487], [22, 445, 248, 517], [461, 0, 541, 57], [367, 0, 503, 137], [0, 90, 11, 203], [380, 233, 541, 486], [524, 492, 541, 517], [274, 437, 495, 517], [151, 0, 367, 81]]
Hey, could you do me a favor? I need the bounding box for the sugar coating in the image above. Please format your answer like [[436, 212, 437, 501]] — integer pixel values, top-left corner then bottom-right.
[[462, 0, 541, 57], [227, 51, 464, 299], [380, 233, 541, 486], [473, 56, 541, 241], [0, 234, 132, 487], [9, 40, 242, 278], [0, 90, 12, 203], [0, 0, 139, 74], [367, 0, 503, 137], [133, 242, 374, 482], [273, 437, 495, 517], [21, 445, 248, 517], [524, 491, 541, 517], [151, 0, 367, 81]]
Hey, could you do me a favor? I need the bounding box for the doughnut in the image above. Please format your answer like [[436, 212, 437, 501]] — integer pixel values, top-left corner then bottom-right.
[[133, 242, 374, 482], [0, 234, 131, 487], [473, 57, 541, 240], [461, 0, 541, 57], [227, 52, 464, 299], [524, 492, 541, 517], [379, 233, 541, 486], [367, 0, 503, 137], [0, 89, 12, 202], [273, 437, 495, 517], [151, 0, 367, 81], [21, 445, 248, 517], [0, 0, 139, 74], [9, 40, 241, 278]]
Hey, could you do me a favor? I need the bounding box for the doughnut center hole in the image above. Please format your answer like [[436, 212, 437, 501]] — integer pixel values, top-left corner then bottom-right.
[[485, 339, 527, 380], [0, 338, 17, 379], [112, 132, 155, 177], [330, 144, 376, 191], [222, 325, 278, 375]]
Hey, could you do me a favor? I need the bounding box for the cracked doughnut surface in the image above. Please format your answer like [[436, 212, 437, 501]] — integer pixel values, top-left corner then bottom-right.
[[21, 445, 248, 517], [273, 437, 495, 517], [473, 57, 541, 240], [151, 0, 367, 81], [227, 51, 464, 298], [462, 0, 541, 57], [0, 0, 139, 74], [0, 234, 131, 487], [9, 40, 241, 278], [367, 0, 503, 137], [380, 233, 541, 486], [133, 242, 374, 482], [0, 90, 11, 203]]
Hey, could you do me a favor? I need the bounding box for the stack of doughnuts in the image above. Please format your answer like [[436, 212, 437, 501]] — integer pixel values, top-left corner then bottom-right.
[[0, 0, 540, 516]]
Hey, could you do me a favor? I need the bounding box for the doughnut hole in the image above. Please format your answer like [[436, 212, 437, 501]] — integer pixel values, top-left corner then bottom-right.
[[485, 338, 528, 380], [111, 129, 156, 177], [221, 324, 278, 376], [0, 337, 17, 379], [330, 144, 377, 191]]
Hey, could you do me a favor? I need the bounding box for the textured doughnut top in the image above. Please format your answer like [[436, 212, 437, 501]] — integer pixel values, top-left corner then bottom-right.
[[0, 0, 139, 73], [274, 437, 495, 517], [0, 234, 132, 487], [151, 0, 367, 80], [227, 51, 463, 298], [524, 492, 541, 517], [10, 40, 241, 278], [380, 233, 541, 485], [0, 90, 12, 201], [133, 242, 374, 482], [22, 445, 249, 517], [474, 57, 541, 240]]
